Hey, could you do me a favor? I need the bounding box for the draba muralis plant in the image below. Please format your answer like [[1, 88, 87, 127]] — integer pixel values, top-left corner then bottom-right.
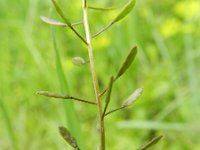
[[37, 0, 163, 149]]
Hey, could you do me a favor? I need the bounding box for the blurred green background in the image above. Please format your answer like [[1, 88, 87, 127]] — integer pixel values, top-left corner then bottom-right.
[[1, 0, 200, 149]]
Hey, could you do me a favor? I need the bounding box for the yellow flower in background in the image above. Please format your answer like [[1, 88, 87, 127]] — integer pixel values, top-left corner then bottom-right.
[[160, 0, 200, 38], [160, 18, 182, 38], [174, 0, 200, 19]]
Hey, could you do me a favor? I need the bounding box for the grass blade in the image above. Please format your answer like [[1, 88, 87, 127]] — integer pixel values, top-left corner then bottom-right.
[[117, 120, 200, 131], [51, 28, 84, 149], [0, 99, 19, 150], [114, 46, 137, 80]]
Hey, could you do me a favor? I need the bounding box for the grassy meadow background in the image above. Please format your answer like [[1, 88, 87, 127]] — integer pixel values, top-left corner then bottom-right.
[[0, 0, 200, 149]]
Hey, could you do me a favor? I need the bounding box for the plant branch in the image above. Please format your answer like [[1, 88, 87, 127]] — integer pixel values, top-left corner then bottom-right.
[[82, 0, 105, 149], [99, 88, 107, 97], [92, 22, 113, 38], [36, 91, 96, 105], [51, 0, 87, 45], [105, 106, 126, 116], [137, 135, 163, 150]]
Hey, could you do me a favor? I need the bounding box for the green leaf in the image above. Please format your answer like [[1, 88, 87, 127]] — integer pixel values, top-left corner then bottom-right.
[[115, 46, 137, 80], [88, 6, 118, 11], [59, 126, 80, 149], [121, 88, 143, 107], [40, 16, 67, 26], [137, 135, 163, 150], [112, 0, 136, 23]]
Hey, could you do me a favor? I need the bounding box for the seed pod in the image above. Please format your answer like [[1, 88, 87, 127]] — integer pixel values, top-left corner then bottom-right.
[[59, 126, 80, 149], [72, 57, 87, 66], [121, 88, 143, 107]]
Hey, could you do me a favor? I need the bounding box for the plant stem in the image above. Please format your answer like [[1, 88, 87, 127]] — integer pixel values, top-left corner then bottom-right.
[[92, 22, 113, 38], [36, 91, 97, 105], [105, 106, 126, 116], [82, 0, 105, 149]]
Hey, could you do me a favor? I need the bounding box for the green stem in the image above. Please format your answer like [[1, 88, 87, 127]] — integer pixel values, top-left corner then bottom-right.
[[92, 22, 113, 38], [105, 106, 126, 116], [51, 0, 87, 45], [36, 91, 97, 105], [82, 0, 105, 149]]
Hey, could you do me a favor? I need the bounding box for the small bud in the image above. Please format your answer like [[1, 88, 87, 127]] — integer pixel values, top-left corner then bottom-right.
[[72, 57, 87, 66]]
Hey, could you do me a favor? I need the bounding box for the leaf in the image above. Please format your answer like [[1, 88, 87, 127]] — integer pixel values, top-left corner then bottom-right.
[[112, 0, 136, 23], [72, 57, 87, 66], [115, 46, 137, 80], [137, 135, 163, 150], [121, 88, 143, 107], [88, 6, 118, 11], [40, 16, 67, 26], [59, 126, 80, 149]]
